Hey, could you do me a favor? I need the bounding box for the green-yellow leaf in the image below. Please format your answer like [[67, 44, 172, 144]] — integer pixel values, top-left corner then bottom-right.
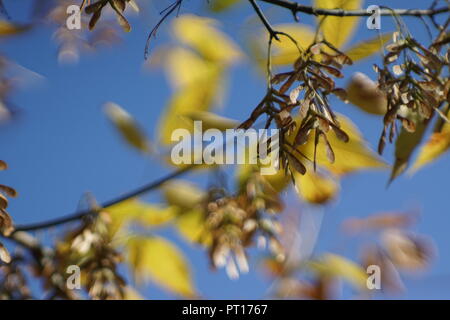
[[0, 21, 30, 37], [104, 102, 152, 153], [390, 120, 428, 183], [184, 111, 238, 131], [309, 253, 367, 290], [209, 0, 242, 12], [172, 14, 242, 64], [163, 47, 217, 89], [409, 110, 450, 174], [345, 33, 393, 62], [268, 24, 316, 66], [123, 286, 143, 300], [157, 66, 222, 145], [107, 199, 177, 235], [126, 236, 197, 297], [176, 208, 212, 246], [162, 180, 206, 209], [293, 167, 339, 204], [293, 114, 387, 175], [314, 0, 362, 48]]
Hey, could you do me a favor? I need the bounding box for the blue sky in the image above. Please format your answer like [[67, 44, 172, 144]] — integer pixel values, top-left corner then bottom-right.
[[1, 0, 450, 299]]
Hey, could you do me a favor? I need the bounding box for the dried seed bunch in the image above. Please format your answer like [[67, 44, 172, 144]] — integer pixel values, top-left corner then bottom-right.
[[85, 0, 139, 32], [239, 40, 352, 177], [205, 173, 284, 279], [375, 31, 450, 154], [49, 0, 121, 64], [0, 160, 16, 265], [54, 210, 126, 299], [0, 255, 32, 300]]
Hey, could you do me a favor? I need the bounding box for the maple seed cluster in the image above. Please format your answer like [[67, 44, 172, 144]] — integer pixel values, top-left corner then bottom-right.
[[239, 40, 352, 179], [375, 31, 450, 154], [0, 160, 16, 265], [84, 0, 139, 32], [59, 210, 126, 299], [206, 172, 284, 279]]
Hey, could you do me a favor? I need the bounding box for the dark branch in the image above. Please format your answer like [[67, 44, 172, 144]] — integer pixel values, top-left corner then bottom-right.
[[248, 0, 280, 40], [11, 165, 194, 232], [259, 0, 450, 17]]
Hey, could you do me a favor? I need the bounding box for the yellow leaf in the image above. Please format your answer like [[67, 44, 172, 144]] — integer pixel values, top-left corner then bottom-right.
[[410, 114, 450, 174], [309, 253, 367, 290], [162, 180, 206, 209], [184, 111, 238, 131], [176, 208, 212, 246], [293, 168, 339, 204], [107, 199, 177, 235], [104, 102, 152, 153], [209, 0, 242, 12], [293, 114, 387, 175], [157, 66, 222, 145], [127, 236, 197, 297], [0, 21, 30, 37], [123, 286, 143, 300], [390, 121, 428, 183], [315, 0, 362, 48], [345, 33, 393, 62], [163, 47, 216, 89], [172, 14, 242, 64], [269, 24, 316, 66]]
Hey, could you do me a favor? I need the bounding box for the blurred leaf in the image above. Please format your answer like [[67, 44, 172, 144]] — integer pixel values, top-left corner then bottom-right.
[[127, 236, 197, 297], [162, 180, 206, 209], [343, 212, 416, 234], [172, 14, 242, 64], [123, 286, 143, 300], [314, 0, 361, 48], [268, 24, 316, 66], [390, 121, 428, 183], [292, 114, 387, 175], [346, 72, 387, 115], [163, 47, 217, 89], [176, 208, 212, 246], [0, 21, 30, 37], [309, 253, 367, 291], [345, 33, 392, 62], [293, 168, 339, 204], [209, 0, 242, 12], [185, 111, 238, 131], [107, 199, 177, 235], [104, 102, 152, 153], [381, 229, 434, 271], [157, 66, 223, 145], [362, 245, 404, 293], [0, 160, 6, 170], [409, 111, 450, 174]]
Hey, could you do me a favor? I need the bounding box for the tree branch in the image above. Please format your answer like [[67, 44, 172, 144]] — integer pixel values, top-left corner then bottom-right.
[[259, 0, 450, 17], [248, 0, 280, 40], [10, 165, 195, 232]]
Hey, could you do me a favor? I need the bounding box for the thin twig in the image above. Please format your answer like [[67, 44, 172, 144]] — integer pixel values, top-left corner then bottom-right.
[[248, 0, 280, 40], [259, 0, 450, 17], [11, 165, 195, 232], [144, 0, 184, 59]]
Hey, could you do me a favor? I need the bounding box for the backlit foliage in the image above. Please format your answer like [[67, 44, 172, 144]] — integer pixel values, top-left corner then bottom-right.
[[0, 0, 448, 299]]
